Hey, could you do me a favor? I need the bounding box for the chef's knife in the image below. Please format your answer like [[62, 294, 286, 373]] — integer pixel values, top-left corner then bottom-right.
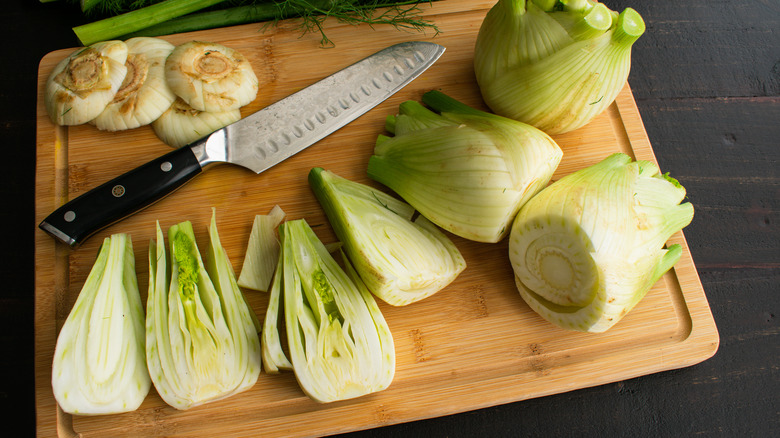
[[39, 41, 445, 248]]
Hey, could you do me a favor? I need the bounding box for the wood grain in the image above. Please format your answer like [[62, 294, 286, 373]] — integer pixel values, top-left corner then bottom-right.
[[34, 1, 719, 436]]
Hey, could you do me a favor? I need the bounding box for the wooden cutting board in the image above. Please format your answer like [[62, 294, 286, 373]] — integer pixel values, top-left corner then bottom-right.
[[34, 1, 719, 436]]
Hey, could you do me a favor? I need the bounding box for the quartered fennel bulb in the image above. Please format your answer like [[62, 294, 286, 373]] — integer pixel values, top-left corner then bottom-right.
[[309, 168, 466, 306], [45, 40, 128, 126], [146, 210, 261, 410], [151, 97, 240, 147], [368, 90, 562, 243], [93, 37, 177, 131], [508, 153, 694, 333], [51, 234, 150, 415], [474, 0, 645, 134], [165, 41, 258, 112], [262, 219, 396, 402]]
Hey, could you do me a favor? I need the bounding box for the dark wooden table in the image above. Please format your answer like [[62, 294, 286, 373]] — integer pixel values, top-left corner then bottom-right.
[[3, 0, 777, 436]]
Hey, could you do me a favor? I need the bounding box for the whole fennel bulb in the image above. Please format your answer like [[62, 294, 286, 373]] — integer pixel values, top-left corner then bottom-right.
[[474, 0, 645, 134]]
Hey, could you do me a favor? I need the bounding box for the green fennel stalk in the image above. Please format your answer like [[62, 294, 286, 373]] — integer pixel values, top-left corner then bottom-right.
[[125, 0, 437, 47], [73, 0, 229, 45]]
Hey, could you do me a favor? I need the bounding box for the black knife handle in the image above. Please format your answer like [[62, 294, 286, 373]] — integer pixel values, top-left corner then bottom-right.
[[39, 144, 204, 248]]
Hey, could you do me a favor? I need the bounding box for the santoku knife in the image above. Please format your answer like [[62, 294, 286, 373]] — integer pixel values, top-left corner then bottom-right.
[[39, 41, 445, 248]]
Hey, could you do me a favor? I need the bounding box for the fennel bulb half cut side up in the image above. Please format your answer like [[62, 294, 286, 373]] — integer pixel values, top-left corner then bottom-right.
[[367, 90, 562, 244], [146, 209, 261, 410], [52, 234, 150, 415], [473, 0, 646, 134], [265, 219, 396, 403], [508, 153, 694, 333], [309, 168, 466, 306], [45, 40, 129, 126]]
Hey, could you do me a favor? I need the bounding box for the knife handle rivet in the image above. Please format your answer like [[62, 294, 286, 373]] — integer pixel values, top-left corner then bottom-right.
[[160, 161, 173, 172], [64, 211, 76, 223], [111, 185, 126, 198]]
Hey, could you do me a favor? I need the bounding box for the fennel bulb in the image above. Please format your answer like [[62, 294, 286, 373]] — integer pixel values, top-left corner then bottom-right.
[[151, 97, 241, 148], [164, 41, 258, 113], [146, 210, 261, 410], [474, 0, 645, 134], [309, 168, 466, 306], [367, 90, 562, 243], [93, 37, 177, 131], [508, 153, 694, 333], [263, 219, 396, 402], [45, 40, 128, 126], [52, 234, 150, 415]]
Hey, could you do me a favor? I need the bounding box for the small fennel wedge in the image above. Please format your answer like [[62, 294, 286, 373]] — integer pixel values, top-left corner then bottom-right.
[[263, 219, 395, 403], [93, 37, 177, 131], [368, 90, 562, 243], [146, 210, 261, 410], [51, 234, 150, 415], [473, 0, 645, 134], [309, 168, 466, 306], [238, 205, 286, 292], [45, 40, 128, 126], [508, 153, 694, 333]]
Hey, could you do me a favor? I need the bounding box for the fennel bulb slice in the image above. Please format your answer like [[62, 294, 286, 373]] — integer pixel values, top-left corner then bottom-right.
[[274, 219, 395, 403], [52, 233, 150, 415], [93, 37, 177, 131], [474, 0, 645, 134], [45, 40, 128, 126], [151, 97, 240, 148], [508, 153, 694, 333], [309, 168, 466, 306], [368, 90, 562, 243], [146, 210, 261, 410], [238, 205, 286, 292], [165, 41, 258, 112]]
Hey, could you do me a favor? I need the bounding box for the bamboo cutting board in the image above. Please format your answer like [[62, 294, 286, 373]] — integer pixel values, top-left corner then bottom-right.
[[34, 1, 719, 436]]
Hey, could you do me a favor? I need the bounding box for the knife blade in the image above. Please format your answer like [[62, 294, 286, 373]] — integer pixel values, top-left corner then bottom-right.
[[39, 41, 445, 248]]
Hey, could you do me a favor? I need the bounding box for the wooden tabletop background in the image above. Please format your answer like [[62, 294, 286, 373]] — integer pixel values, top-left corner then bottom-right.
[[2, 0, 778, 436]]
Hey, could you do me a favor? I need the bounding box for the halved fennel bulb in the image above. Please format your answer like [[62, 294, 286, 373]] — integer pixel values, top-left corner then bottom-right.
[[45, 40, 128, 126], [165, 40, 258, 112], [146, 210, 261, 410], [508, 153, 694, 333], [474, 0, 645, 134], [262, 219, 396, 402], [309, 167, 466, 306], [51, 233, 150, 415], [368, 90, 562, 243], [93, 37, 177, 131]]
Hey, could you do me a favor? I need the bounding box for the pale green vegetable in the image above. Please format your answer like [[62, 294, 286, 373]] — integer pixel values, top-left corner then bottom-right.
[[45, 40, 128, 126], [263, 219, 395, 402], [164, 41, 258, 113], [508, 153, 694, 333], [151, 97, 241, 148], [474, 0, 645, 134], [260, 254, 292, 374], [368, 90, 562, 243], [238, 205, 286, 292], [309, 167, 466, 306], [93, 37, 177, 131], [51, 234, 150, 415], [146, 210, 261, 410]]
